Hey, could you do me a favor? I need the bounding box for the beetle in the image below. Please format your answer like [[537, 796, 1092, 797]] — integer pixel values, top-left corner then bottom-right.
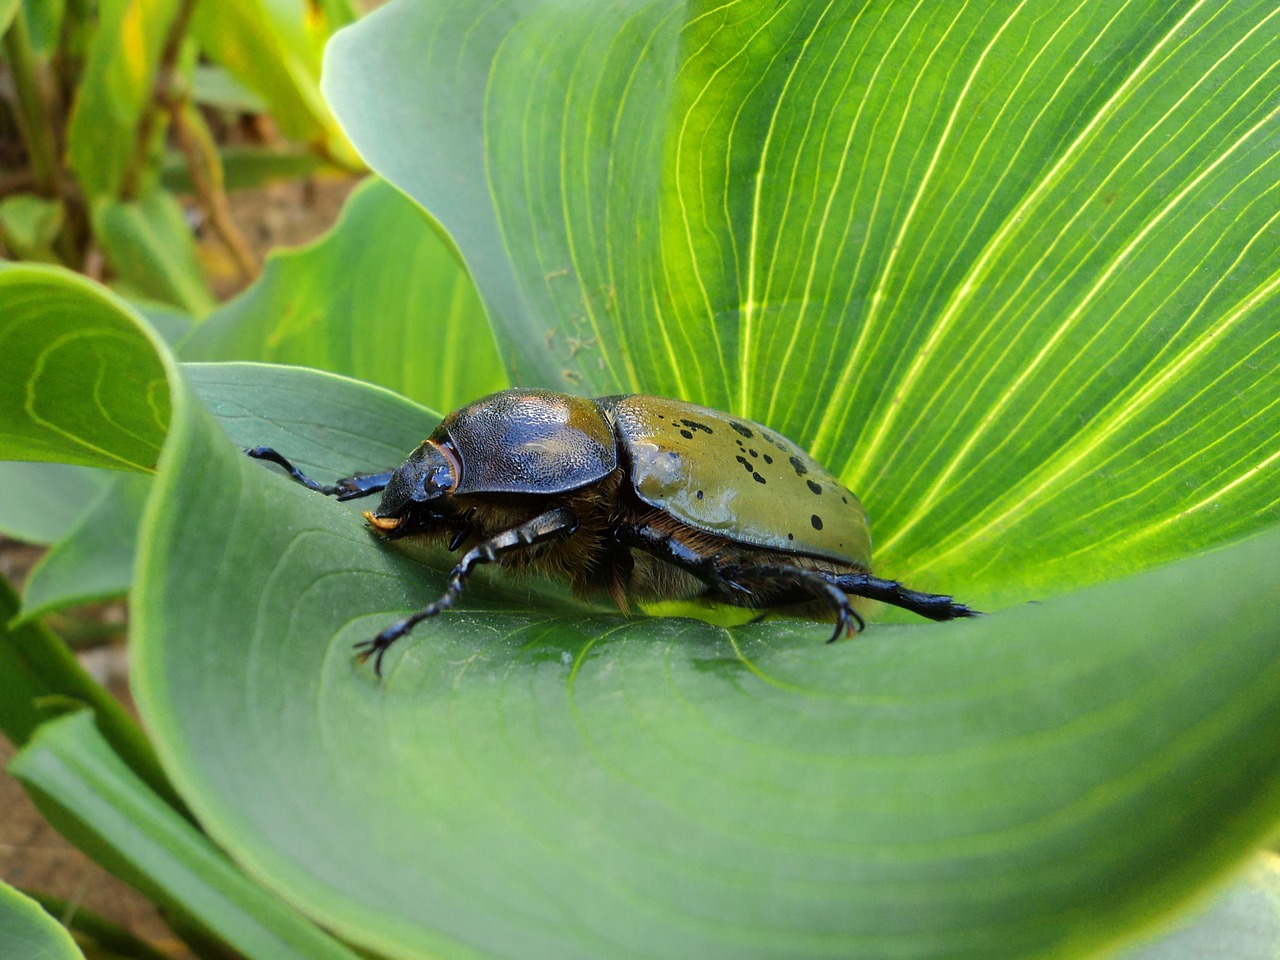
[[247, 389, 979, 674]]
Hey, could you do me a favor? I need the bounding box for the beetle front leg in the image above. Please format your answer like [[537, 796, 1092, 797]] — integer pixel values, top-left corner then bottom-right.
[[244, 447, 393, 501], [355, 506, 579, 676]]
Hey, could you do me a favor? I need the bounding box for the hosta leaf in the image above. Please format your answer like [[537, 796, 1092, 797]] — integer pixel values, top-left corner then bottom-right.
[[20, 472, 151, 619], [324, 0, 1280, 604], [0, 881, 83, 960], [181, 177, 507, 412], [0, 265, 168, 471], [0, 462, 109, 545], [1118, 854, 1280, 960], [136, 355, 1280, 960], [5, 259, 1280, 960]]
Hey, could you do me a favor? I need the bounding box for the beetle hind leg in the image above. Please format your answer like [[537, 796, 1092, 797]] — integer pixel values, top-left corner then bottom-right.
[[715, 563, 866, 642], [832, 573, 981, 621]]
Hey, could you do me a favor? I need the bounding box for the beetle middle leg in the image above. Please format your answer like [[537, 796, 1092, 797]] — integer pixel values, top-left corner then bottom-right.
[[244, 447, 393, 501], [355, 506, 579, 676]]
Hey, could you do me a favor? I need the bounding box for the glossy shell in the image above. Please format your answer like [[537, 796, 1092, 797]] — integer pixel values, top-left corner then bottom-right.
[[435, 389, 617, 495], [598, 395, 871, 566]]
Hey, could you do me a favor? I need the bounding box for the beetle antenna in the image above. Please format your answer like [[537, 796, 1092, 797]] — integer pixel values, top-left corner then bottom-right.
[[244, 447, 390, 500]]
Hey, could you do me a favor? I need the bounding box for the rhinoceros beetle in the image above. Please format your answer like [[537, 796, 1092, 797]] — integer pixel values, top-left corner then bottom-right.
[[247, 389, 979, 674]]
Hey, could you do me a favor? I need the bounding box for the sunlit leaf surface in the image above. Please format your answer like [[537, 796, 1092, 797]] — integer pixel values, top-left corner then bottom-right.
[[325, 0, 1280, 605]]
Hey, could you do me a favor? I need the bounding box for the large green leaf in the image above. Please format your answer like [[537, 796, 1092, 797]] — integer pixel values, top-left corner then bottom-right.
[[324, 0, 1280, 606], [5, 252, 1280, 960], [0, 881, 83, 960], [181, 177, 508, 412]]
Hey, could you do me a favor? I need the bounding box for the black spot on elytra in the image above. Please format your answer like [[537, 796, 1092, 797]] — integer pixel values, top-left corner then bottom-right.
[[681, 418, 712, 434], [787, 532, 794, 540], [748, 448, 758, 458], [735, 454, 752, 470], [807, 479, 822, 495], [811, 514, 823, 531], [730, 422, 754, 438], [763, 454, 773, 464], [696, 490, 704, 500], [680, 429, 693, 439], [753, 473, 766, 484], [789, 455, 808, 476], [841, 495, 848, 504]]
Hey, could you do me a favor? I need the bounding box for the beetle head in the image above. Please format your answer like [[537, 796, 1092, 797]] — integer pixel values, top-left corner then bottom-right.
[[370, 440, 458, 525]]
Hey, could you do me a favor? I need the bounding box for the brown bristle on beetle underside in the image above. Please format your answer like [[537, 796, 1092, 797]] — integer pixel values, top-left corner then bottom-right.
[[372, 469, 627, 597]]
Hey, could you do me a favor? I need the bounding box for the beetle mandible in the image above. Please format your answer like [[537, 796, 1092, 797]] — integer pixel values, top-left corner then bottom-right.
[[247, 389, 979, 674]]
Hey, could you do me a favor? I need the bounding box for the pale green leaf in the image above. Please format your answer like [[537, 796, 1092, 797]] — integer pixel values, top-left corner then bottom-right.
[[0, 462, 108, 544], [0, 881, 84, 960], [21, 472, 151, 619], [94, 190, 214, 317], [0, 265, 169, 471], [181, 177, 507, 412]]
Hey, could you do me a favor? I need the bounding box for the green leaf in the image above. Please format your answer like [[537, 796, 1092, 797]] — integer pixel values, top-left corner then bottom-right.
[[94, 190, 215, 318], [191, 0, 361, 169], [0, 264, 169, 470], [1118, 854, 1280, 960], [0, 881, 84, 960], [21, 472, 151, 620], [0, 194, 65, 263], [125, 359, 1280, 960], [5, 232, 1280, 960], [324, 0, 1280, 605], [8, 711, 363, 960], [0, 0, 20, 36], [0, 462, 108, 544], [181, 177, 508, 412], [0, 573, 169, 806], [64, 0, 183, 201]]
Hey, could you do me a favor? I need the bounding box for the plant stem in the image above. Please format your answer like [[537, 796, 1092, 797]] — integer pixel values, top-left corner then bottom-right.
[[168, 101, 260, 281], [1, 6, 62, 199], [120, 0, 198, 202]]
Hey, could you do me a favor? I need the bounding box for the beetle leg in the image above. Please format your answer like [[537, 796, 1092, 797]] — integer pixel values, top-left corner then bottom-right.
[[614, 522, 734, 586], [716, 564, 865, 642], [832, 573, 982, 621], [354, 506, 579, 676], [244, 447, 392, 501]]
